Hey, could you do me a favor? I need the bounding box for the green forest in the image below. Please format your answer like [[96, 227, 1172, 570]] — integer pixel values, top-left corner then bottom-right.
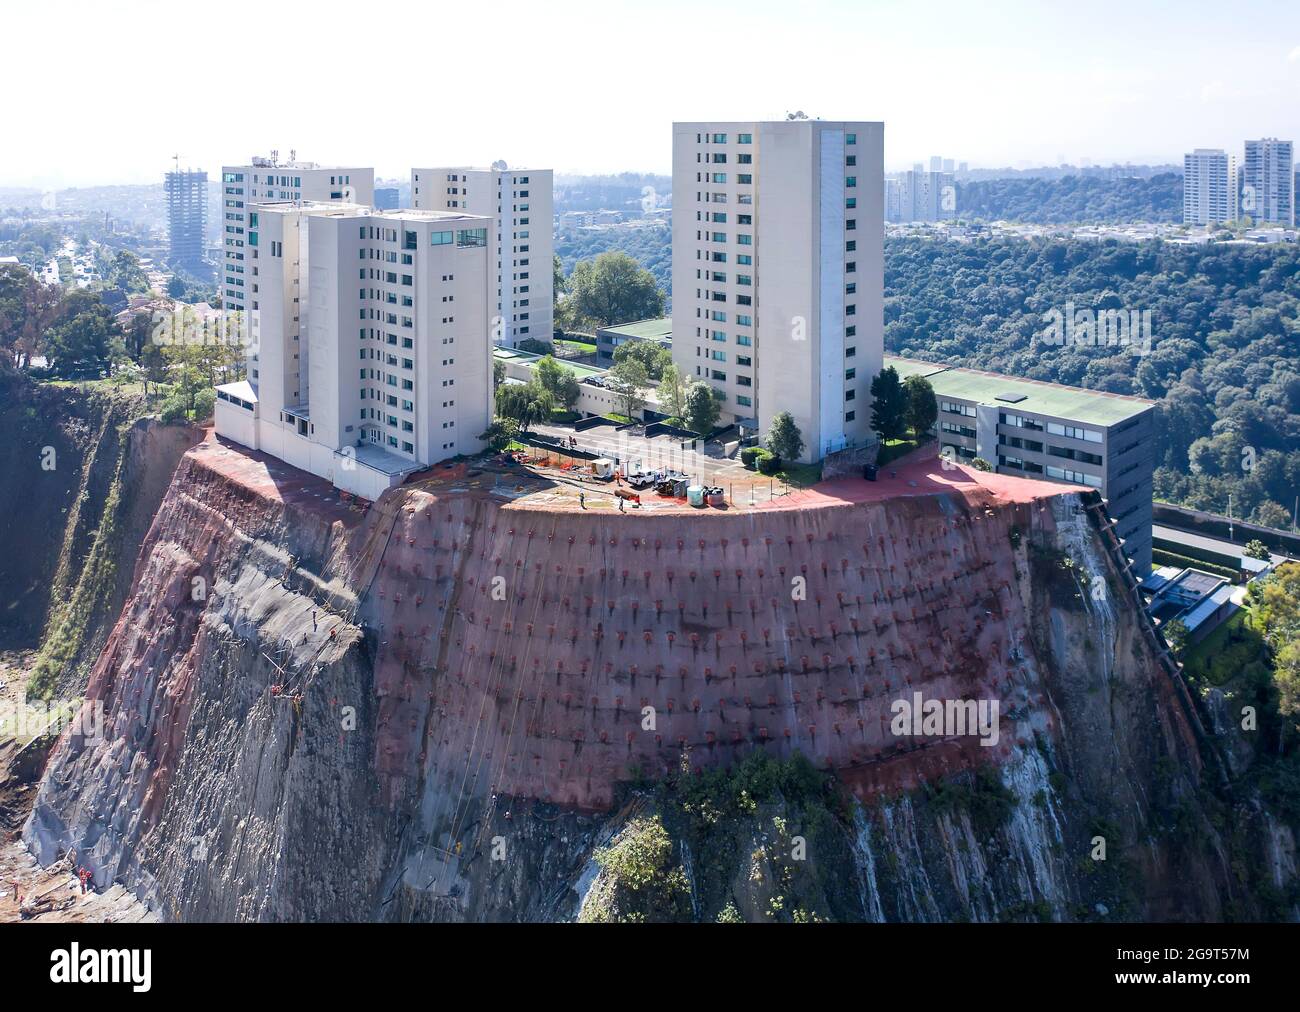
[[556, 224, 671, 298], [953, 173, 1184, 223]]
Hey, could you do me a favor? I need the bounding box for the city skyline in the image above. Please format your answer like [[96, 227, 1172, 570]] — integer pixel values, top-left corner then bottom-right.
[[5, 0, 1299, 189]]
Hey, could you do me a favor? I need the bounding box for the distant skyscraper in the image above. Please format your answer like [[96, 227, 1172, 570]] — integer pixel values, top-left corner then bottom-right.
[[898, 168, 955, 222], [884, 177, 903, 222], [1182, 149, 1237, 225], [1242, 138, 1295, 226], [165, 169, 208, 269], [374, 186, 400, 210]]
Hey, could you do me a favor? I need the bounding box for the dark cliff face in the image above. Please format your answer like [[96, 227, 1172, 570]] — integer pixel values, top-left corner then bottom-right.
[[19, 442, 1298, 922], [0, 373, 200, 695]]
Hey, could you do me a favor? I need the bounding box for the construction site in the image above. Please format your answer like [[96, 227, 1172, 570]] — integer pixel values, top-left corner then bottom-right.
[[7, 424, 1286, 923]]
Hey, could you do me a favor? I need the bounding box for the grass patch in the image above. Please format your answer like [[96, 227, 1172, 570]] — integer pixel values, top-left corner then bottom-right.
[[877, 437, 923, 466], [776, 462, 822, 488]]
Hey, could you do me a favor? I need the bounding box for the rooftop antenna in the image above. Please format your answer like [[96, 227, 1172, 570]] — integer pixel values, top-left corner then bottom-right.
[[289, 148, 296, 163], [171, 153, 182, 173], [271, 149, 279, 166]]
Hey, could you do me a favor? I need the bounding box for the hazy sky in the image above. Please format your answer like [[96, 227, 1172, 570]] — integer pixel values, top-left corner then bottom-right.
[[5, 0, 1299, 188]]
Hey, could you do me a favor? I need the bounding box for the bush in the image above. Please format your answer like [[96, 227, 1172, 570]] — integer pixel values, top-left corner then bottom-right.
[[757, 453, 782, 476], [159, 396, 188, 423], [192, 388, 216, 421], [740, 446, 766, 468]]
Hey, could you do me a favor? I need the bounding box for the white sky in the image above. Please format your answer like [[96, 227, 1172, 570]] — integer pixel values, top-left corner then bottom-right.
[[4, 0, 1299, 188]]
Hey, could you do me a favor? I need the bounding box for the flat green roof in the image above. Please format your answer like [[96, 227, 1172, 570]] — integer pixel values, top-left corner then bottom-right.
[[885, 355, 1154, 427], [886, 357, 948, 380], [597, 317, 672, 342], [493, 346, 608, 379]]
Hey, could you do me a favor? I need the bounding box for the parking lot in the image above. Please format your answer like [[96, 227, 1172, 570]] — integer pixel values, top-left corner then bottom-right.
[[527, 420, 802, 506]]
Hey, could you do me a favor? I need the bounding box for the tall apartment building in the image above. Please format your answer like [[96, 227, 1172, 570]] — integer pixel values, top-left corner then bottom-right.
[[410, 166, 553, 347], [890, 356, 1156, 571], [219, 156, 374, 344], [1182, 149, 1238, 225], [671, 119, 884, 462], [214, 202, 494, 500], [164, 169, 208, 270], [1242, 138, 1295, 226], [884, 166, 955, 222]]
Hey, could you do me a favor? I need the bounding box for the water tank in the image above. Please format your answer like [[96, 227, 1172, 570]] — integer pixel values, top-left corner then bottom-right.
[[687, 485, 705, 507]]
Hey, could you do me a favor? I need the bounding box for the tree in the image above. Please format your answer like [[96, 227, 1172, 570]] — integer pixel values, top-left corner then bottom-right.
[[1162, 618, 1189, 657], [44, 290, 118, 378], [477, 420, 515, 452], [565, 252, 665, 329], [970, 457, 993, 472], [493, 358, 506, 392], [553, 254, 565, 298], [869, 366, 908, 442], [1253, 501, 1292, 531], [495, 380, 554, 433], [123, 311, 154, 363], [1254, 564, 1300, 716], [140, 342, 169, 401], [767, 411, 805, 461], [607, 359, 649, 419], [0, 265, 61, 371], [1244, 539, 1271, 561], [903, 374, 938, 439], [612, 340, 672, 380], [657, 362, 689, 421], [534, 354, 580, 411], [685, 382, 720, 437]]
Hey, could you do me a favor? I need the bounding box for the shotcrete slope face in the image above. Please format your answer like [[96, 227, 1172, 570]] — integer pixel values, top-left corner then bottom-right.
[[26, 436, 1097, 894]]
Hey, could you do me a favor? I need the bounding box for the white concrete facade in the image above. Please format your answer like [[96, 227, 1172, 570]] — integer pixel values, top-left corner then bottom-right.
[[1242, 138, 1295, 226], [215, 202, 494, 500], [410, 167, 553, 347], [220, 157, 375, 350], [1183, 149, 1238, 225], [671, 120, 884, 462]]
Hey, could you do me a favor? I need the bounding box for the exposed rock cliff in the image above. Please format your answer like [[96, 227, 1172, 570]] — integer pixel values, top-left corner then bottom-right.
[[20, 439, 1297, 921]]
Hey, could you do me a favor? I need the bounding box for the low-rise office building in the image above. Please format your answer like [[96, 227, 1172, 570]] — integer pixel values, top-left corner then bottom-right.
[[889, 356, 1156, 570], [594, 317, 671, 364]]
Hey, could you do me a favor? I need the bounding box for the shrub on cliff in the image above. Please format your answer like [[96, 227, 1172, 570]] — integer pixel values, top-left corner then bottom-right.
[[581, 815, 691, 923]]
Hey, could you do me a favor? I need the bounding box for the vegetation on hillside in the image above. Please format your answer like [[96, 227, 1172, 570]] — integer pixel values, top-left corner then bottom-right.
[[0, 263, 240, 423], [953, 173, 1183, 223]]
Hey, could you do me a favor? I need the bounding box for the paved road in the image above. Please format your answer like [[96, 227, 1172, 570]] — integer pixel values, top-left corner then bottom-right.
[[1153, 524, 1292, 566]]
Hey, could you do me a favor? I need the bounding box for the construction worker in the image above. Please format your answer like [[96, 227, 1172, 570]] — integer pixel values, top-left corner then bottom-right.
[[618, 496, 625, 513], [579, 491, 586, 509]]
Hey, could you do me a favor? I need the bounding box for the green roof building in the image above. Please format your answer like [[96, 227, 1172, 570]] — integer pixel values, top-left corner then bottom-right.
[[886, 355, 1156, 571]]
